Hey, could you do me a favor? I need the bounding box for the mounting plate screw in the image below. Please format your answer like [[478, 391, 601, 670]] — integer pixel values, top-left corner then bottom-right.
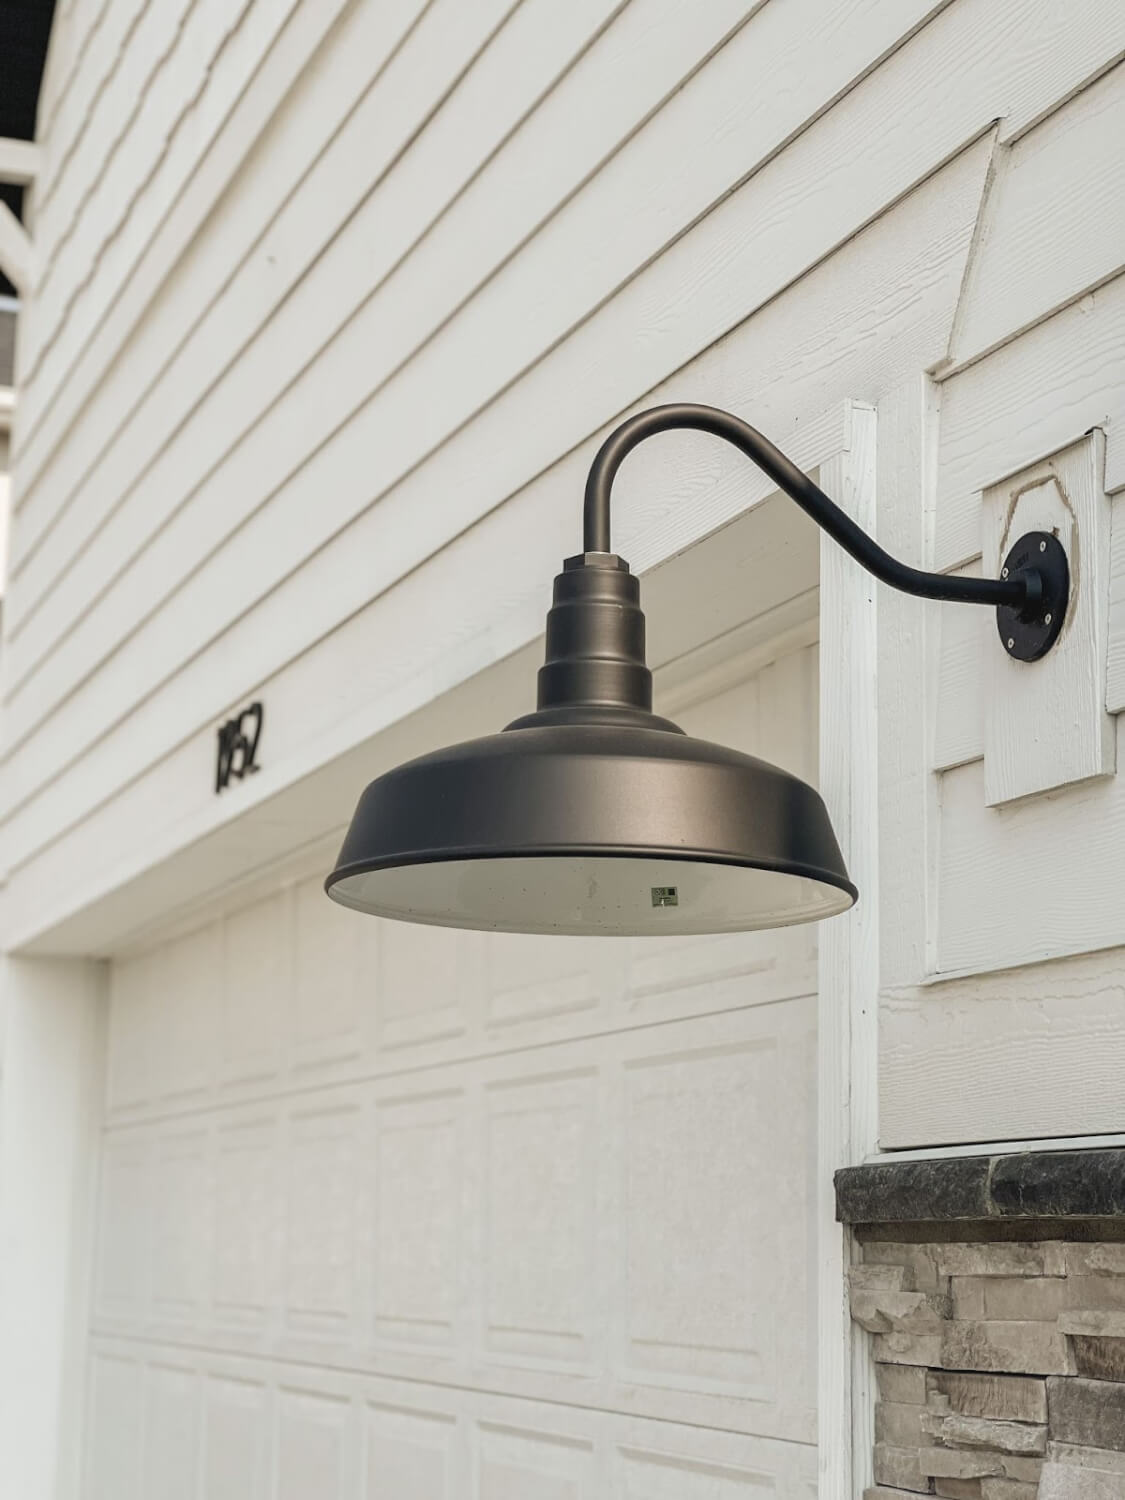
[[1001, 567, 1009, 578], [1044, 613, 1052, 625], [1007, 638, 1015, 649], [1040, 540, 1048, 552]]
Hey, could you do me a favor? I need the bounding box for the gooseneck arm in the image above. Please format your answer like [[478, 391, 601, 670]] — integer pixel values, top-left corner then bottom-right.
[[582, 404, 1070, 662], [583, 403, 1032, 609]]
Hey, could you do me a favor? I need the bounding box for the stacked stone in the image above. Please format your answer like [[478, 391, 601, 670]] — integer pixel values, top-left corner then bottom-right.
[[851, 1240, 1125, 1499]]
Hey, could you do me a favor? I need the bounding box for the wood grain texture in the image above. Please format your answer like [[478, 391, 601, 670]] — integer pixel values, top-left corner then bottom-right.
[[934, 275, 1125, 570], [947, 61, 1125, 370], [936, 729, 1125, 977], [982, 433, 1114, 805], [881, 947, 1125, 1147]]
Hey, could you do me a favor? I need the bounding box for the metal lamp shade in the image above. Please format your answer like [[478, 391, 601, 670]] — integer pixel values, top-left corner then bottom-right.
[[325, 719, 855, 936]]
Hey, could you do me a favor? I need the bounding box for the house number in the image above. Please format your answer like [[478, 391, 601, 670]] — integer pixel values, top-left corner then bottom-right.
[[216, 702, 263, 793]]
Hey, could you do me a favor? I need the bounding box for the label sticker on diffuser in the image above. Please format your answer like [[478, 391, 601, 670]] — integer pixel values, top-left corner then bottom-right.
[[651, 886, 679, 908]]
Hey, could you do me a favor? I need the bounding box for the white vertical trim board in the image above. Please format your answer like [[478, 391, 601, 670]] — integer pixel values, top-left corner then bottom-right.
[[817, 403, 880, 1500], [0, 955, 106, 1500]]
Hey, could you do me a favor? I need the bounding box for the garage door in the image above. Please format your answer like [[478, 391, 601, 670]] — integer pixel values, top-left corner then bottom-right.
[[84, 638, 821, 1500]]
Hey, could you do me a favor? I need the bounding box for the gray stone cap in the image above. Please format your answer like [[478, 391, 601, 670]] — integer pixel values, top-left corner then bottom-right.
[[836, 1147, 1125, 1225]]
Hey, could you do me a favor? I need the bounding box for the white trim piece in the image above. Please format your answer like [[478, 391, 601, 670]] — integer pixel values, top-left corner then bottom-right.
[[869, 1131, 1125, 1164], [0, 202, 33, 297], [0, 138, 41, 187], [817, 402, 880, 1500], [0, 955, 106, 1500]]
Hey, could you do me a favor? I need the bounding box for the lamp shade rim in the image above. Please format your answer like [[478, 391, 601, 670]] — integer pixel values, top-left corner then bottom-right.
[[326, 845, 858, 904], [325, 718, 855, 933]]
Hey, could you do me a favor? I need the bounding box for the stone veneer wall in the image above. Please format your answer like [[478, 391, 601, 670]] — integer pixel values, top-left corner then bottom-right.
[[851, 1235, 1125, 1500], [840, 1158, 1125, 1500], [836, 1149, 1125, 1500]]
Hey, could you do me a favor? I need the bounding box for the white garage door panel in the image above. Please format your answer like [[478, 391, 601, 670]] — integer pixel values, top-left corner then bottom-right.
[[86, 643, 821, 1489], [83, 1344, 820, 1499], [91, 1001, 815, 1438]]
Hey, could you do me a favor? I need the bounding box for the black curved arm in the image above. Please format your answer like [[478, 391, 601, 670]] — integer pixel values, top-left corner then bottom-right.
[[583, 404, 1034, 611]]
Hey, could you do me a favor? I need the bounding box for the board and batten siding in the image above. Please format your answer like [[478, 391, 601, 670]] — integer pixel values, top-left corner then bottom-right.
[[2, 0, 1125, 1153]]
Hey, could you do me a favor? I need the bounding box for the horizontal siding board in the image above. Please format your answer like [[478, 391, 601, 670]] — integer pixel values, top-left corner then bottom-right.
[[33, 0, 103, 144], [5, 0, 893, 642], [0, 87, 997, 844], [5, 0, 656, 661], [22, 0, 314, 407], [11, 0, 1119, 721], [19, 0, 1120, 514], [10, 0, 1044, 743], [934, 273, 1125, 570], [0, 153, 981, 927], [880, 948, 1125, 1147], [936, 732, 1125, 977], [948, 60, 1125, 369], [7, 0, 408, 483], [9, 0, 551, 573], [19, 0, 304, 400], [32, 0, 150, 215], [26, 0, 205, 324], [17, 0, 1120, 549]]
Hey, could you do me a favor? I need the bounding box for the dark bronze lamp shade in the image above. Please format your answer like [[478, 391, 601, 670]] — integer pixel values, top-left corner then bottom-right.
[[325, 716, 855, 936], [327, 539, 856, 935]]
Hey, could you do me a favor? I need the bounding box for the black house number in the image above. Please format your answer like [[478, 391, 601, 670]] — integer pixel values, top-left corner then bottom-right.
[[216, 702, 263, 793]]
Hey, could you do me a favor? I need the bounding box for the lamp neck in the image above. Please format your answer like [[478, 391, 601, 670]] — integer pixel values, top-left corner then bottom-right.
[[538, 550, 651, 711], [506, 551, 683, 733]]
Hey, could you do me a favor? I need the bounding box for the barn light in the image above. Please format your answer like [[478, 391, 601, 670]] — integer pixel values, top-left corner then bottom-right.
[[326, 404, 1069, 935]]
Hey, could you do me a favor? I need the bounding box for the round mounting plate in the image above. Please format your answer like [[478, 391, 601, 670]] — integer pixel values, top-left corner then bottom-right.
[[996, 530, 1069, 662]]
